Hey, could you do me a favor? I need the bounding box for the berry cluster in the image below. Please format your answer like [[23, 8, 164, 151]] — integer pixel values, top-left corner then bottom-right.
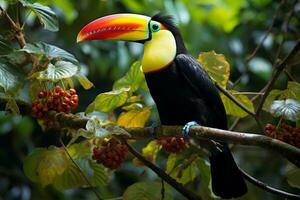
[[31, 86, 78, 128], [265, 123, 300, 148], [157, 137, 187, 153], [92, 137, 128, 169]]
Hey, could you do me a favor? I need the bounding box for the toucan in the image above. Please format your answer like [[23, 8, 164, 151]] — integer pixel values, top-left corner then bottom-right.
[[77, 13, 247, 199]]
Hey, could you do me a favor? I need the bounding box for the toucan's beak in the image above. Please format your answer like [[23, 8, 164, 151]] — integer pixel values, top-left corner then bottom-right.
[[77, 13, 151, 43]]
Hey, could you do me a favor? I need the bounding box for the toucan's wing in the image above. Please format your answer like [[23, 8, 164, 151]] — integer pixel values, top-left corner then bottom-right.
[[175, 54, 227, 129]]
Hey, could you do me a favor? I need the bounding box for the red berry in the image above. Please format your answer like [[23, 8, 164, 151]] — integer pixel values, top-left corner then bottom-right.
[[157, 137, 187, 153], [91, 138, 128, 169]]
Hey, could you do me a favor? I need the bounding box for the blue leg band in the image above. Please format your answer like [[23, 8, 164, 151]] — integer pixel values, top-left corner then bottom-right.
[[182, 121, 199, 138]]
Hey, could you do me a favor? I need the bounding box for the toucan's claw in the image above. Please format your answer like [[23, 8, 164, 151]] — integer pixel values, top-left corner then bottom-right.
[[182, 121, 199, 138]]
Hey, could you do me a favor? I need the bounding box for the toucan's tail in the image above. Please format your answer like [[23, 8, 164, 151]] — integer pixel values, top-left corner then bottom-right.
[[209, 143, 247, 199]]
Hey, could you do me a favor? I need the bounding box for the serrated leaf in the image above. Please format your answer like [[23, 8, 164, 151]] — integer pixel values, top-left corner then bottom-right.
[[89, 160, 111, 187], [123, 182, 173, 200], [220, 90, 254, 117], [37, 147, 69, 186], [19, 0, 58, 31], [34, 61, 78, 81], [88, 88, 130, 113], [23, 147, 70, 187], [171, 160, 197, 185], [75, 74, 94, 90], [0, 40, 13, 55], [53, 161, 86, 190], [287, 168, 300, 189], [197, 51, 230, 87], [21, 42, 78, 64], [117, 107, 151, 128], [113, 61, 146, 92], [0, 59, 24, 94], [270, 99, 300, 121], [67, 142, 92, 160]]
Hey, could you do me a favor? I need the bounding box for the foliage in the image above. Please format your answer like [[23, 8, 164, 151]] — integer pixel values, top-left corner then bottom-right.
[[0, 0, 300, 200]]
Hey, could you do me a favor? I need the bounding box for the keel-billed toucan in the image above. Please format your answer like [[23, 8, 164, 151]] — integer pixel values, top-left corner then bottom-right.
[[77, 13, 247, 198]]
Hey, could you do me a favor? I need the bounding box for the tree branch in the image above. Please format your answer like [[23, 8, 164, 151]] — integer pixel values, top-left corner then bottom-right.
[[44, 111, 300, 167], [256, 40, 300, 115], [124, 140, 202, 200], [239, 167, 300, 200], [215, 83, 256, 117]]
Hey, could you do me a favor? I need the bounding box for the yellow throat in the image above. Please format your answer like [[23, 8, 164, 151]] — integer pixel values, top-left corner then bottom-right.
[[142, 30, 176, 73]]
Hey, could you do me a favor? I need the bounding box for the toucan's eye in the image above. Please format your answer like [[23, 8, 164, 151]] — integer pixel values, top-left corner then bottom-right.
[[150, 22, 160, 32]]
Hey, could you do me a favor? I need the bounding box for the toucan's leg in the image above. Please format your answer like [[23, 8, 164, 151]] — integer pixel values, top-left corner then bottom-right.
[[149, 122, 160, 139]]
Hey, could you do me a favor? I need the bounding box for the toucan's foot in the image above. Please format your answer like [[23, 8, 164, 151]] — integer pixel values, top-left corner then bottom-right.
[[149, 122, 160, 139], [182, 121, 199, 138]]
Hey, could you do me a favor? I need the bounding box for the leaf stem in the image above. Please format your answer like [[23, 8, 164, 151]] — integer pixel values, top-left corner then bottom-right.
[[59, 139, 103, 200]]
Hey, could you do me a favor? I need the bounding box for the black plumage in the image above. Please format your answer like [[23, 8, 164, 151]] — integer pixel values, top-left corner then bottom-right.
[[145, 14, 247, 199]]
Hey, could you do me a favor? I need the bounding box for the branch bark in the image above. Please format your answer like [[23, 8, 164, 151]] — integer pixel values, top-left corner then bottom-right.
[[125, 140, 202, 200], [44, 111, 300, 166]]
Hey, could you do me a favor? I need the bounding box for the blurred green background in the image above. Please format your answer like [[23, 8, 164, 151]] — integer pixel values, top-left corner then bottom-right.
[[0, 0, 299, 199]]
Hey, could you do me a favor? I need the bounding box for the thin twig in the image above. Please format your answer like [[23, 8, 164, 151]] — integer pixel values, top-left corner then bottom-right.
[[59, 139, 103, 200], [256, 40, 300, 116], [239, 168, 300, 199], [284, 69, 297, 81], [215, 83, 256, 117], [124, 140, 202, 200], [231, 92, 264, 95], [160, 179, 165, 200], [246, 0, 285, 61]]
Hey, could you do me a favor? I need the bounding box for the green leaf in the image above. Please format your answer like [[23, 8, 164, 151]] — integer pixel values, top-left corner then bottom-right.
[[263, 89, 282, 112], [0, 40, 13, 55], [220, 90, 254, 118], [117, 107, 151, 128], [53, 161, 86, 190], [87, 88, 130, 113], [89, 160, 111, 187], [166, 154, 177, 174], [34, 61, 78, 81], [287, 168, 300, 189], [67, 142, 92, 160], [197, 158, 215, 198], [284, 82, 300, 101], [6, 98, 20, 114], [23, 148, 46, 182], [263, 82, 300, 112], [75, 74, 94, 90], [21, 42, 78, 64], [19, 0, 59, 32], [37, 147, 69, 186], [0, 59, 24, 94], [23, 147, 70, 186], [270, 99, 300, 121], [174, 161, 197, 185], [197, 51, 230, 87], [113, 61, 146, 92], [123, 182, 173, 200]]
